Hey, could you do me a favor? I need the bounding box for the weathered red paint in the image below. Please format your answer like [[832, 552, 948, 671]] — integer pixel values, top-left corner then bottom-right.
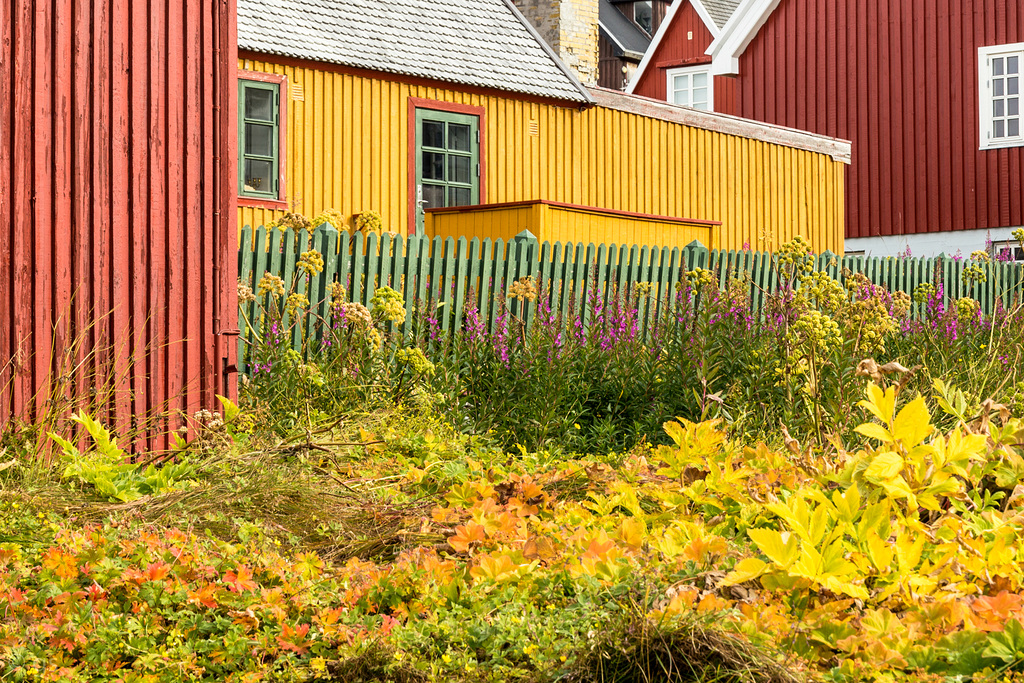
[[635, 0, 1024, 240], [1, 0, 238, 446]]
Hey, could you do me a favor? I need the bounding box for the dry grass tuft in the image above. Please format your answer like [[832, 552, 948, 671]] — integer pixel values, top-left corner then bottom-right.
[[565, 615, 805, 683]]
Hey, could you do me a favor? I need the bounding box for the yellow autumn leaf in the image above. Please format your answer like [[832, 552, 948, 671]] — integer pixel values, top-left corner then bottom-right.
[[617, 517, 647, 549], [864, 531, 894, 572], [891, 396, 933, 448], [831, 486, 861, 524], [747, 527, 800, 568], [470, 554, 518, 582], [879, 475, 918, 508], [860, 383, 896, 424], [821, 575, 870, 600], [895, 531, 926, 573], [721, 557, 768, 586], [855, 422, 894, 443], [865, 452, 904, 481]]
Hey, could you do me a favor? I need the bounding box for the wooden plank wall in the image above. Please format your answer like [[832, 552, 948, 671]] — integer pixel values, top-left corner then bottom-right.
[[237, 54, 846, 254], [425, 201, 717, 249], [735, 0, 1024, 240], [237, 225, 1024, 373], [1, 0, 237, 443]]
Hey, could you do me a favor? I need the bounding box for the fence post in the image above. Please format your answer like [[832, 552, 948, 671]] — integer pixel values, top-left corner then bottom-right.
[[512, 229, 539, 331], [685, 240, 709, 271]]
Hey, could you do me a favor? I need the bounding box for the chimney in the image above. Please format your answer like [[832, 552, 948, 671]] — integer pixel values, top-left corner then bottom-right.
[[513, 0, 599, 87]]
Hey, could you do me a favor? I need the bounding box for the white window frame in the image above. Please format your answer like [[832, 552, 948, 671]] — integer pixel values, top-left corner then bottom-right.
[[666, 65, 714, 112], [979, 42, 1024, 150]]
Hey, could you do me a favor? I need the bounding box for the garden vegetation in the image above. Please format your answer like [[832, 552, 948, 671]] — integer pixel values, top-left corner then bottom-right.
[[1, 232, 1024, 682]]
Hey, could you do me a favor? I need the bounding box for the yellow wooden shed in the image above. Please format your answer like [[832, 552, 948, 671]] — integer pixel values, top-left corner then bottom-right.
[[235, 0, 850, 253]]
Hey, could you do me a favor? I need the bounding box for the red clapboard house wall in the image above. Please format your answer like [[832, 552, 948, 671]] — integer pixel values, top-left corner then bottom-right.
[[630, 0, 1024, 257], [1, 0, 238, 443]]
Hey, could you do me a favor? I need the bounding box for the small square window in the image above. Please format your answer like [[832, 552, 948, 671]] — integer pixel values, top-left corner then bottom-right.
[[979, 43, 1024, 150], [666, 66, 713, 111], [238, 78, 283, 199], [989, 239, 1024, 262]]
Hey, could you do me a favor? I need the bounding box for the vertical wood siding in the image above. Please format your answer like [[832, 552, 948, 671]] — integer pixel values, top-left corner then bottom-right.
[[1, 0, 237, 439], [425, 201, 717, 248], [238, 56, 846, 254], [734, 0, 1024, 239]]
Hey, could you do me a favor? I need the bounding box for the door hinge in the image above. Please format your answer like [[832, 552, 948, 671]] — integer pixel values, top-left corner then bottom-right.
[[476, 163, 481, 177], [476, 130, 481, 143]]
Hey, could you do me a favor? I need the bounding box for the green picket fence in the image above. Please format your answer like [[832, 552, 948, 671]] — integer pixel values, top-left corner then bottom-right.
[[237, 224, 1024, 373]]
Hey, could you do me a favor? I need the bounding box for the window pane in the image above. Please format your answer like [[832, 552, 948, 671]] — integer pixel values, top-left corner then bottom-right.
[[1009, 97, 1019, 116], [995, 120, 1005, 138], [994, 57, 1005, 76], [1009, 55, 1020, 74], [448, 123, 471, 152], [994, 99, 1005, 118], [1010, 118, 1020, 137], [422, 183, 445, 209], [634, 0, 652, 33], [1009, 77, 1019, 95], [245, 123, 274, 156], [673, 74, 689, 90], [693, 72, 708, 88], [422, 120, 444, 148], [693, 87, 708, 103], [422, 151, 445, 180], [245, 88, 274, 121], [244, 159, 273, 193], [449, 155, 472, 184], [995, 79, 1005, 96], [451, 187, 472, 207]]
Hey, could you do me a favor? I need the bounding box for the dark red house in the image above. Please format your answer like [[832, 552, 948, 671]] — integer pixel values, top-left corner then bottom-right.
[[629, 0, 1024, 258], [1, 0, 239, 440]]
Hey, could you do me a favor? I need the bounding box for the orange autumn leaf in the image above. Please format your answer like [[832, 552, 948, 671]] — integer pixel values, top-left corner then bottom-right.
[[145, 561, 171, 582], [41, 548, 78, 581], [448, 522, 486, 553], [187, 583, 219, 609], [223, 565, 258, 593], [523, 535, 559, 562], [973, 591, 1024, 619], [581, 531, 616, 561]]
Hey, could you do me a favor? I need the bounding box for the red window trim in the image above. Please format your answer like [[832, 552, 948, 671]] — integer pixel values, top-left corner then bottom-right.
[[657, 56, 713, 69], [238, 70, 289, 210], [406, 97, 487, 235]]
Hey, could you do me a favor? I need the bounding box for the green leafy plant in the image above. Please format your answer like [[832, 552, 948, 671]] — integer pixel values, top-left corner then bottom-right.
[[50, 413, 195, 502]]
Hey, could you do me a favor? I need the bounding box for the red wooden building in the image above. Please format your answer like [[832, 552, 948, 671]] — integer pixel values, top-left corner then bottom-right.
[[629, 0, 1024, 258], [1, 0, 239, 439]]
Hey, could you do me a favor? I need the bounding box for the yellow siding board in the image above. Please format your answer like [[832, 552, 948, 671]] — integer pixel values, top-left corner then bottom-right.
[[237, 59, 846, 251]]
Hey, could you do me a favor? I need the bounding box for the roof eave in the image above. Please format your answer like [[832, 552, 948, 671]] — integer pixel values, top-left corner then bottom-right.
[[589, 86, 852, 164], [502, 0, 595, 105], [626, 0, 718, 94], [706, 0, 782, 75]]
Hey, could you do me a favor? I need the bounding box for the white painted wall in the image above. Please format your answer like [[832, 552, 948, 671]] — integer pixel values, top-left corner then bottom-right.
[[844, 226, 1023, 259]]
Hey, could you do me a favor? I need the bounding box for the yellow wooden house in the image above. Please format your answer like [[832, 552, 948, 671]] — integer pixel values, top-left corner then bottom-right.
[[235, 0, 850, 252]]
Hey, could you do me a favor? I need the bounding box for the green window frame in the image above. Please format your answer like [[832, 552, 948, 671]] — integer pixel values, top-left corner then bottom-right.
[[238, 79, 281, 199], [415, 108, 480, 233]]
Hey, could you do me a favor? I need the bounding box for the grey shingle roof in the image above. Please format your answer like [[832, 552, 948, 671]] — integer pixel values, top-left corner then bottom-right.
[[702, 0, 741, 30], [238, 0, 591, 103], [599, 0, 651, 58]]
